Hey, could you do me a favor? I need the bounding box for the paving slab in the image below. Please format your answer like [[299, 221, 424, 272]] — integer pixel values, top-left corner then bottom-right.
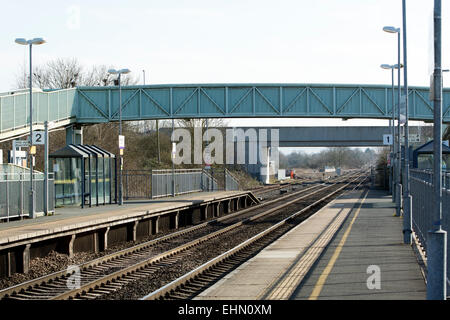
[[195, 189, 426, 300], [0, 191, 247, 247], [292, 190, 425, 300]]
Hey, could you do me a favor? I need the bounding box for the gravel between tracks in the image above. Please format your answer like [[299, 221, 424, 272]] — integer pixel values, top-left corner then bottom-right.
[[99, 183, 349, 300], [0, 184, 310, 290]]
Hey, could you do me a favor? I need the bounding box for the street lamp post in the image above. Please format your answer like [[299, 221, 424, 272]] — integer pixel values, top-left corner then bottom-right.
[[15, 37, 46, 219], [381, 64, 396, 200], [383, 26, 402, 217], [401, 0, 412, 244], [108, 68, 131, 206], [172, 119, 175, 196]]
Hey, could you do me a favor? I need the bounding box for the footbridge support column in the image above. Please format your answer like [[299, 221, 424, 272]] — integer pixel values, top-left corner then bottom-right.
[[66, 125, 83, 145]]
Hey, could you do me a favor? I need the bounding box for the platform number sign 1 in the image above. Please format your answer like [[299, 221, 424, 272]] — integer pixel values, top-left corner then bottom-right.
[[32, 131, 45, 145], [383, 134, 393, 146]]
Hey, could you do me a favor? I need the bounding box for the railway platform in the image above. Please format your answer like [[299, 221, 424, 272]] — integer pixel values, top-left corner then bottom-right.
[[0, 190, 258, 277], [195, 188, 426, 300]]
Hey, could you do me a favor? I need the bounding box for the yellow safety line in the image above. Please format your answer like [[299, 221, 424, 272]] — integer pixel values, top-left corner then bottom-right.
[[308, 189, 369, 300]]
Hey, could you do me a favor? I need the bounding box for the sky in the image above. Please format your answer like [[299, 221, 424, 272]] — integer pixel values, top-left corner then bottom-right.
[[1, 0, 447, 153]]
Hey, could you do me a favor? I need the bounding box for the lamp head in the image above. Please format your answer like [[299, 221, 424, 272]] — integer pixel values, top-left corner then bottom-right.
[[118, 68, 131, 74], [383, 26, 400, 34], [30, 38, 46, 45], [15, 38, 28, 45], [15, 38, 46, 45], [380, 64, 393, 70]]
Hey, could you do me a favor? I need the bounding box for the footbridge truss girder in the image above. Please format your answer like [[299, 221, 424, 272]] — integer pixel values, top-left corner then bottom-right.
[[1, 83, 449, 141]]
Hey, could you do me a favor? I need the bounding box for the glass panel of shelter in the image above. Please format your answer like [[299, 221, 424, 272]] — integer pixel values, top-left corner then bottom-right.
[[90, 145, 115, 205], [73, 145, 115, 207], [51, 146, 88, 207], [74, 145, 100, 206], [51, 144, 116, 208], [69, 145, 94, 207]]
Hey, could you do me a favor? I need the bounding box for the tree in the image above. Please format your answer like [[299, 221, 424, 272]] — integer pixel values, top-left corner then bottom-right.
[[278, 152, 289, 168], [282, 147, 377, 170], [444, 125, 450, 142], [11, 58, 145, 172], [15, 57, 138, 90]]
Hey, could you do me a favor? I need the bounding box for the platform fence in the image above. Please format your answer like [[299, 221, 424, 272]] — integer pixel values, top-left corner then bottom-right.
[[225, 169, 240, 191], [123, 168, 239, 199], [410, 169, 449, 290], [0, 172, 55, 220]]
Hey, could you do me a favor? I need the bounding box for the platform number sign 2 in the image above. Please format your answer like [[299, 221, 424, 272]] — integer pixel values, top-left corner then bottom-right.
[[32, 131, 45, 145], [383, 134, 393, 146]]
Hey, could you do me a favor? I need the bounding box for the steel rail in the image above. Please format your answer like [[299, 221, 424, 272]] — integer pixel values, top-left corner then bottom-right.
[[52, 173, 361, 300], [142, 174, 368, 300], [0, 177, 334, 299], [0, 172, 359, 300], [250, 182, 298, 194]]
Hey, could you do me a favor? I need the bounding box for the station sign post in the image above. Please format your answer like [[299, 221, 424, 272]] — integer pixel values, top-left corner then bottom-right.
[[383, 134, 393, 146], [118, 135, 125, 205], [32, 131, 45, 145]]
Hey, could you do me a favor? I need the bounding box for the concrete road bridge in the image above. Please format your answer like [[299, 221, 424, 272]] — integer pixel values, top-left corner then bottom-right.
[[232, 126, 394, 147]]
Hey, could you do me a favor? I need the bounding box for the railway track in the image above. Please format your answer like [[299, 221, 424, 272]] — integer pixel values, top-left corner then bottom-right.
[[249, 174, 339, 198], [250, 182, 294, 195], [0, 172, 363, 300], [248, 182, 301, 202], [143, 174, 369, 300]]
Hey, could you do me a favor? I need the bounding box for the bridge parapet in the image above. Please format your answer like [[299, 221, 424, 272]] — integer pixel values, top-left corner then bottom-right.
[[1, 84, 449, 141]]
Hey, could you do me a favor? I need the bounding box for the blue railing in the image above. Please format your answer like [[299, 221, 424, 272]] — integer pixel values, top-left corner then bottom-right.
[[2, 84, 450, 140]]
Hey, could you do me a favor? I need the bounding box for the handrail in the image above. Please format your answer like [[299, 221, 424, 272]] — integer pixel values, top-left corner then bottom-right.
[[224, 168, 240, 190], [410, 168, 450, 190]]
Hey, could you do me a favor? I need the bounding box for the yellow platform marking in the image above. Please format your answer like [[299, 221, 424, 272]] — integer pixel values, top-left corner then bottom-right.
[[308, 189, 369, 300], [264, 211, 348, 300], [263, 191, 365, 300]]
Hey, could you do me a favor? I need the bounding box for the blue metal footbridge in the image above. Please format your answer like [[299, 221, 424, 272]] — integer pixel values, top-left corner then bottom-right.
[[1, 83, 449, 141]]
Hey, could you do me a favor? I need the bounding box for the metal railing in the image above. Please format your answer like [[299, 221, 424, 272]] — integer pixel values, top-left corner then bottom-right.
[[123, 170, 152, 199], [123, 168, 240, 199], [225, 168, 240, 191], [410, 168, 450, 189], [0, 172, 55, 220], [151, 169, 217, 198], [410, 169, 449, 290], [200, 169, 218, 193]]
